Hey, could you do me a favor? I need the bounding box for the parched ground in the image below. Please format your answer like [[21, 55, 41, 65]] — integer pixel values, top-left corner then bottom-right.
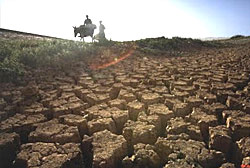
[[0, 32, 250, 168]]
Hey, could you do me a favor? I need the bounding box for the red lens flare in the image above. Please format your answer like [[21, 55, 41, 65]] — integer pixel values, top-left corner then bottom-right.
[[89, 46, 135, 70]]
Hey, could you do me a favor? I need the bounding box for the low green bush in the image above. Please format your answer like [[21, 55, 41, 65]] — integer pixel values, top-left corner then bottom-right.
[[0, 37, 129, 82], [135, 36, 216, 55], [0, 38, 99, 82], [0, 54, 24, 82], [230, 35, 245, 39]]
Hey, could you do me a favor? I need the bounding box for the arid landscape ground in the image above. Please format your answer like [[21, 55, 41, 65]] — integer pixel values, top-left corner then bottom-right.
[[0, 30, 249, 168]]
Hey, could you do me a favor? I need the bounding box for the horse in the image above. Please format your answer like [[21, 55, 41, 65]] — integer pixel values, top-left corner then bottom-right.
[[73, 24, 96, 42]]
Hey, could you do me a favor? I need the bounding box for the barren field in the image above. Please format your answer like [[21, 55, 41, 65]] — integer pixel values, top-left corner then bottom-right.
[[0, 30, 250, 168]]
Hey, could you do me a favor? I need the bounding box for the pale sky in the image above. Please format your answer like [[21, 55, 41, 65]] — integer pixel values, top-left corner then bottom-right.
[[0, 0, 250, 41]]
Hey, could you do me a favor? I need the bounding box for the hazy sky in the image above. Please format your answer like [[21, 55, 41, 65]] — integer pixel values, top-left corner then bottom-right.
[[0, 0, 250, 41]]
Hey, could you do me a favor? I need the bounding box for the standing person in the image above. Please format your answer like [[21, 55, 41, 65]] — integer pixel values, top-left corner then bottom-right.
[[99, 21, 106, 39]]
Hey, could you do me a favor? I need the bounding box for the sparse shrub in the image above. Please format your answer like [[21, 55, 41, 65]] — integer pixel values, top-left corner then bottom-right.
[[0, 37, 123, 82], [230, 35, 245, 39], [0, 54, 24, 82], [136, 36, 216, 55]]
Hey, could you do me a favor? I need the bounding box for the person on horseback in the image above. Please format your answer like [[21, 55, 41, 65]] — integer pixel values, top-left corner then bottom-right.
[[84, 15, 92, 26], [83, 15, 93, 35]]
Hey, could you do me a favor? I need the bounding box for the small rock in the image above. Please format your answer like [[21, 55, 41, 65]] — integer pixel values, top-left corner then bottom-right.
[[187, 124, 203, 141], [118, 89, 137, 103], [165, 98, 182, 110], [127, 100, 145, 121], [92, 130, 127, 168], [74, 88, 92, 101], [209, 125, 233, 157], [166, 133, 190, 141], [166, 117, 191, 135], [132, 143, 161, 168], [85, 93, 110, 106], [123, 120, 157, 146], [188, 108, 218, 127], [109, 83, 123, 99], [109, 107, 129, 134], [172, 90, 190, 101], [184, 96, 204, 108], [148, 104, 174, 129], [29, 119, 81, 144], [155, 137, 226, 167], [141, 93, 162, 107], [154, 137, 172, 163], [108, 99, 127, 110], [225, 111, 250, 140], [0, 113, 47, 143], [59, 114, 88, 137], [20, 102, 50, 118], [87, 117, 117, 135], [138, 112, 162, 135], [14, 142, 83, 168], [173, 102, 192, 117], [84, 104, 111, 121]]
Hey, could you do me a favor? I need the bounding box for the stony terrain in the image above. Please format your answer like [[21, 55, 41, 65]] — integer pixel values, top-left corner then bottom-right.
[[0, 33, 250, 168]]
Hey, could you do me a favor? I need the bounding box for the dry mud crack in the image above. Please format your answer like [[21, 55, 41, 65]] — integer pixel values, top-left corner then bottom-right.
[[0, 41, 250, 168]]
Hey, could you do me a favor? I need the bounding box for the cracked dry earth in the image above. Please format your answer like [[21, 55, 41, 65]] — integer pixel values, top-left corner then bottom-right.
[[0, 43, 250, 168]]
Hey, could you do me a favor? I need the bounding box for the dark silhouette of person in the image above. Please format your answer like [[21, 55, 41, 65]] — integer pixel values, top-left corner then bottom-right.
[[99, 21, 106, 39], [84, 15, 92, 26], [83, 15, 92, 34]]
